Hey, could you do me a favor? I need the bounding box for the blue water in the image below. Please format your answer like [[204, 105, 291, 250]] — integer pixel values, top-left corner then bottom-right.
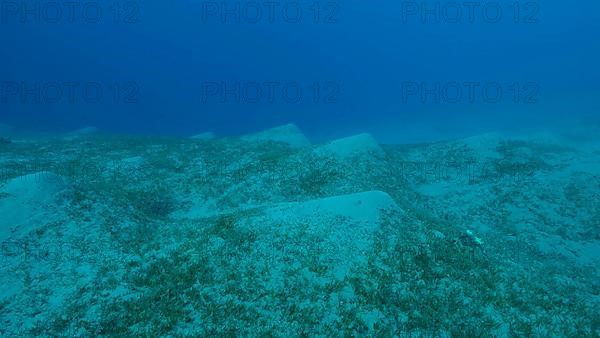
[[2, 0, 599, 141], [1, 2, 600, 335]]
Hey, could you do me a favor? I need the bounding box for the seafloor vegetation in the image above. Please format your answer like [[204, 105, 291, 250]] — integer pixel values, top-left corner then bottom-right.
[[0, 125, 598, 336]]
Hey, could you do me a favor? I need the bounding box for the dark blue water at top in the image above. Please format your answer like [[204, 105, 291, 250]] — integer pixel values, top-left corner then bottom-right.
[[1, 0, 599, 142]]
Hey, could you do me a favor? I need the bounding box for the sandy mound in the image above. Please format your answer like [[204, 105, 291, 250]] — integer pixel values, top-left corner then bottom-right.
[[313, 133, 384, 159], [241, 123, 311, 148], [0, 172, 67, 242], [190, 132, 216, 140], [233, 191, 399, 279], [64, 126, 100, 140], [456, 132, 506, 159]]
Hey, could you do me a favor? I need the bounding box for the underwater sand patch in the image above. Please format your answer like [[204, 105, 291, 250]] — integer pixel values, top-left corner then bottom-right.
[[0, 171, 67, 242], [455, 132, 506, 160], [313, 133, 384, 159], [240, 123, 311, 148], [190, 132, 216, 140], [63, 126, 100, 140], [233, 191, 400, 279]]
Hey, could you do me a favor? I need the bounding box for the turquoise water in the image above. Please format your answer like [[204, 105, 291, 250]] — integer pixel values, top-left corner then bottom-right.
[[1, 1, 599, 336]]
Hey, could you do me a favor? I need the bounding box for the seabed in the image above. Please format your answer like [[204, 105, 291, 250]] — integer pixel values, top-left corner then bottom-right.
[[0, 124, 598, 336]]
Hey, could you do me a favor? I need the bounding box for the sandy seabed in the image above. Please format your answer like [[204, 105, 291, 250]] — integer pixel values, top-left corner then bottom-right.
[[0, 124, 598, 336]]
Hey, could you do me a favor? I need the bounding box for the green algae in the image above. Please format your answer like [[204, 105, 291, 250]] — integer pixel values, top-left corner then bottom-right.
[[1, 130, 598, 336]]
